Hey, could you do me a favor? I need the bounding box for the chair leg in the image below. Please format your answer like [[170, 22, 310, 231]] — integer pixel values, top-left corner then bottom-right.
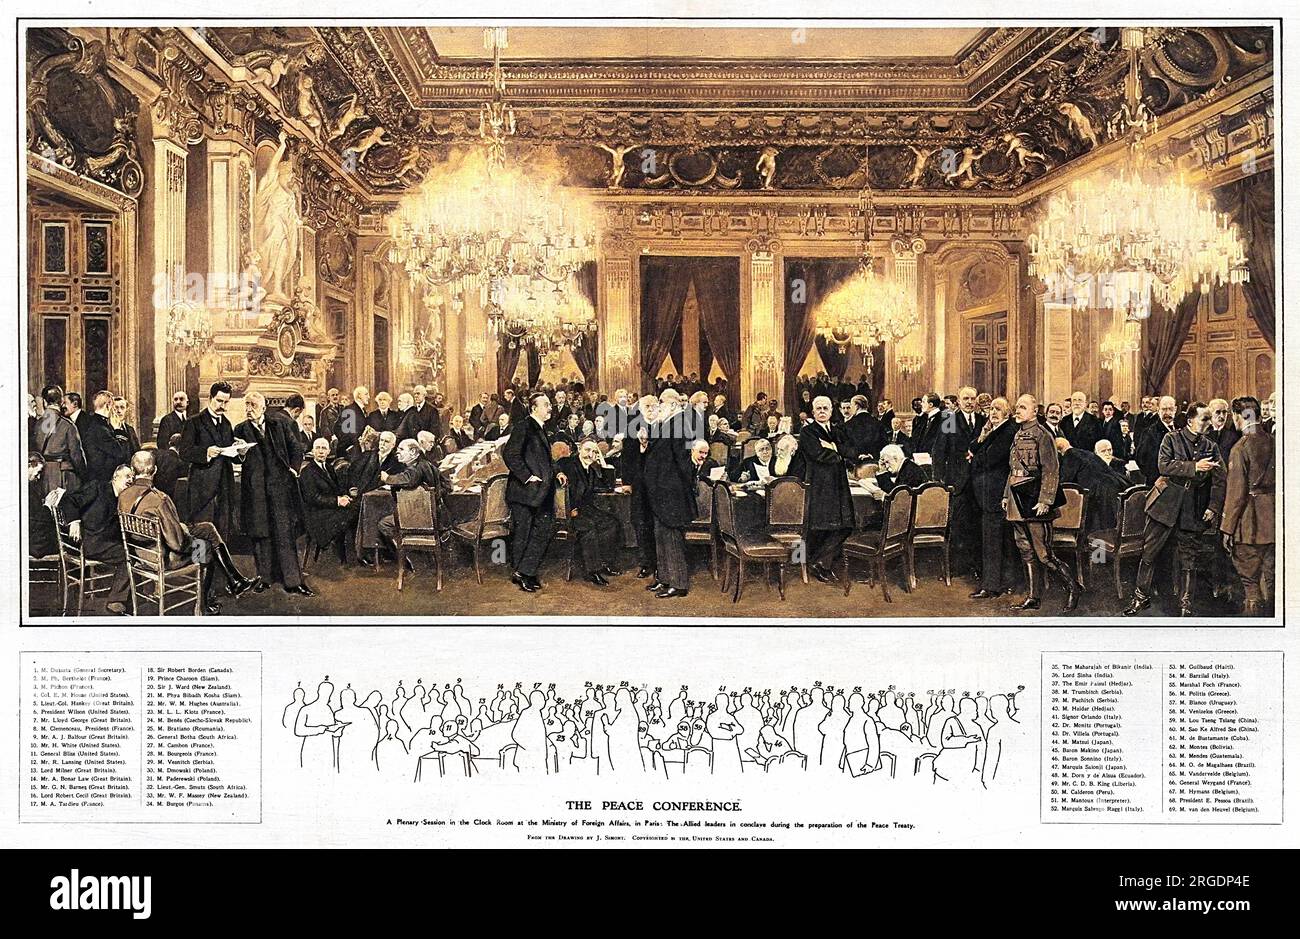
[[777, 562, 785, 600], [711, 539, 718, 581], [158, 571, 166, 616], [76, 566, 86, 615], [397, 546, 405, 591], [720, 554, 730, 594], [129, 570, 138, 616], [943, 541, 952, 586], [1077, 546, 1087, 590], [801, 558, 809, 585], [843, 554, 852, 596], [880, 557, 891, 603], [734, 558, 744, 603], [473, 542, 483, 585], [435, 546, 444, 593], [1114, 554, 1123, 601], [907, 545, 917, 591], [195, 568, 204, 616]]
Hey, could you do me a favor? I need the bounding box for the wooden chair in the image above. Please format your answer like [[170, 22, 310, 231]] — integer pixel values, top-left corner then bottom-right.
[[551, 483, 579, 582], [1087, 485, 1150, 599], [1050, 483, 1090, 589], [714, 484, 789, 601], [741, 437, 760, 460], [765, 477, 808, 584], [449, 474, 511, 584], [684, 480, 718, 580], [394, 488, 444, 592], [841, 486, 915, 602], [119, 512, 204, 615], [441, 435, 459, 455], [908, 482, 953, 588], [50, 504, 115, 615]]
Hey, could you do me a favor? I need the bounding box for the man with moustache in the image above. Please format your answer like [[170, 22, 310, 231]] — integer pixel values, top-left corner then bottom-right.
[[968, 397, 1017, 599], [156, 390, 191, 450], [178, 381, 240, 540], [316, 387, 343, 443], [1059, 391, 1102, 453], [557, 439, 624, 587], [1220, 396, 1275, 616], [1135, 395, 1178, 485], [798, 395, 855, 585], [643, 389, 697, 598], [931, 385, 986, 567], [619, 398, 659, 579], [81, 391, 130, 483], [35, 384, 86, 494], [299, 437, 358, 564], [336, 385, 371, 457], [503, 392, 562, 593]]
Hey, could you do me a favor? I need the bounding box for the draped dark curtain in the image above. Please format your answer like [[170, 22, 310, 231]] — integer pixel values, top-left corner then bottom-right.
[[526, 343, 542, 388], [1142, 291, 1202, 396], [497, 340, 523, 394], [783, 260, 819, 414], [639, 258, 694, 388], [691, 258, 741, 403], [785, 259, 859, 401], [571, 262, 600, 386], [870, 342, 886, 402], [1214, 170, 1275, 349]]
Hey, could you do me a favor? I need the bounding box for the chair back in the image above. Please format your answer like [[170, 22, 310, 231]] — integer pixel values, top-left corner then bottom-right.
[[741, 438, 759, 460], [1056, 483, 1087, 534], [1116, 485, 1150, 545], [480, 474, 511, 533], [766, 478, 806, 527], [441, 435, 459, 454], [694, 481, 713, 522], [119, 512, 165, 574], [395, 488, 437, 534], [708, 441, 730, 465], [734, 430, 752, 444], [553, 483, 570, 522], [713, 486, 737, 540], [881, 487, 914, 548], [911, 482, 951, 534], [51, 504, 87, 567]]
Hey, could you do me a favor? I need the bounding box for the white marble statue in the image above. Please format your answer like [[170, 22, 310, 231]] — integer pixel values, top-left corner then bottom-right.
[[254, 131, 301, 303]]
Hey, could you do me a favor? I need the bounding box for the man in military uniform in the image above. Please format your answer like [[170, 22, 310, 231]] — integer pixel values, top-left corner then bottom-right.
[[118, 450, 254, 614], [1123, 401, 1227, 617], [1219, 396, 1274, 617], [1003, 394, 1079, 612]]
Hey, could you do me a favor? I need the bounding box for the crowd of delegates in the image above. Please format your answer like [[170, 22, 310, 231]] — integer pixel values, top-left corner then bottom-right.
[[27, 365, 1276, 617], [286, 675, 1025, 787]]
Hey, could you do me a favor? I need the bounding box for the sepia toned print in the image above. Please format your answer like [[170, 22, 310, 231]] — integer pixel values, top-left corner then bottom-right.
[[22, 23, 1276, 621]]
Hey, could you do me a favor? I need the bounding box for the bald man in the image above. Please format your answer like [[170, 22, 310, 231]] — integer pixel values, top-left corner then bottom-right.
[[1003, 394, 1078, 612], [1135, 395, 1177, 484], [798, 395, 855, 583]]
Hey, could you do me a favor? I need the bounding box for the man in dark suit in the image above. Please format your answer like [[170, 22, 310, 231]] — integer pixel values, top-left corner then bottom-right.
[[1055, 436, 1130, 534], [730, 438, 773, 483], [873, 444, 926, 493], [236, 390, 312, 597], [349, 430, 401, 495], [154, 433, 187, 501], [842, 395, 885, 461], [1220, 396, 1274, 616], [118, 450, 253, 614], [882, 417, 912, 456], [932, 386, 986, 566], [557, 439, 623, 586], [484, 412, 512, 441], [446, 414, 476, 450], [1059, 391, 1102, 453], [643, 390, 698, 598], [65, 392, 92, 441], [410, 384, 440, 438], [366, 392, 402, 435], [798, 395, 855, 584], [619, 406, 657, 579], [503, 387, 528, 425], [1204, 398, 1242, 459], [910, 392, 943, 458], [1123, 401, 1227, 617], [503, 392, 561, 592], [317, 387, 343, 443], [177, 381, 239, 540], [968, 398, 1017, 599], [1097, 401, 1130, 460], [376, 438, 452, 566], [469, 392, 492, 433], [27, 453, 59, 559], [335, 386, 370, 457], [299, 437, 358, 563], [81, 391, 130, 483], [52, 464, 135, 614], [156, 390, 190, 450], [293, 413, 317, 457], [1134, 395, 1177, 484], [689, 440, 722, 482]]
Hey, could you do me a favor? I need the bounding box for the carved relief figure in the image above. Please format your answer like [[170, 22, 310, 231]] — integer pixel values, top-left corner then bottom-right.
[[1056, 101, 1099, 149], [342, 125, 387, 164], [328, 93, 367, 141], [756, 146, 779, 190], [944, 144, 985, 186], [905, 145, 935, 188], [1001, 132, 1049, 170], [254, 132, 302, 303], [593, 142, 636, 189]]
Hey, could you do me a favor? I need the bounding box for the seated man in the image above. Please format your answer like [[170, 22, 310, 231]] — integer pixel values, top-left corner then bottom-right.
[[27, 452, 58, 559], [415, 430, 442, 464], [299, 438, 359, 563], [689, 439, 723, 481], [350, 429, 400, 494], [154, 432, 188, 499], [483, 411, 512, 441], [1055, 436, 1129, 532], [48, 464, 137, 615], [558, 439, 624, 586], [731, 437, 772, 483], [870, 443, 926, 497], [768, 433, 806, 479], [376, 438, 453, 565], [118, 450, 254, 614]]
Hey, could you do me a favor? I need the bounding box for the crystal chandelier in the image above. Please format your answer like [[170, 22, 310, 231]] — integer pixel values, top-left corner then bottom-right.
[[487, 274, 597, 357], [386, 27, 598, 352], [1099, 321, 1140, 371], [814, 256, 919, 370], [1027, 27, 1248, 320], [164, 300, 214, 358]]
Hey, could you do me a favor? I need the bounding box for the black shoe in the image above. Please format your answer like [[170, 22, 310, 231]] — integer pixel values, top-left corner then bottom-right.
[[251, 578, 270, 593], [105, 602, 130, 616], [586, 572, 610, 586], [519, 577, 540, 592], [637, 566, 654, 579], [527, 575, 543, 590], [969, 588, 1001, 599], [202, 600, 223, 615], [286, 584, 315, 598], [655, 586, 688, 598], [1122, 594, 1151, 616], [511, 571, 525, 586], [601, 566, 623, 577], [812, 565, 836, 584], [228, 577, 255, 598], [645, 581, 666, 592], [357, 555, 374, 568], [1008, 596, 1041, 611]]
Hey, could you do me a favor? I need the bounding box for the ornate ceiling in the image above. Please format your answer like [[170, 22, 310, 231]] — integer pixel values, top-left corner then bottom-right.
[[29, 24, 1275, 204]]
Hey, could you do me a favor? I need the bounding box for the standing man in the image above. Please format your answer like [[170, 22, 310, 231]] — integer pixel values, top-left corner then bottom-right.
[[842, 395, 884, 461], [1204, 398, 1242, 459], [366, 391, 401, 434], [1003, 394, 1078, 612], [1059, 391, 1101, 452], [933, 385, 985, 567], [81, 391, 130, 482], [643, 389, 697, 598], [336, 386, 370, 456], [35, 384, 86, 493], [236, 390, 312, 597], [1135, 395, 1177, 484], [1123, 401, 1227, 617], [316, 387, 342, 443], [1220, 396, 1275, 616], [911, 392, 943, 458], [178, 382, 239, 539], [798, 395, 855, 585], [156, 391, 190, 449], [968, 397, 1016, 599], [619, 399, 658, 579], [411, 384, 439, 437], [502, 392, 561, 593]]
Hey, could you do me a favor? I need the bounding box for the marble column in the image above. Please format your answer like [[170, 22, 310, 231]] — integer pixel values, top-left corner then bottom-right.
[[151, 135, 188, 420], [890, 237, 926, 406], [600, 253, 637, 393], [746, 246, 782, 405]]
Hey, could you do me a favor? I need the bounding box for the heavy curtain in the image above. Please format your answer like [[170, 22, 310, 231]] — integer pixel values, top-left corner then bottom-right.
[[784, 259, 859, 409], [690, 258, 741, 402], [1214, 170, 1275, 349], [526, 343, 542, 388], [1142, 291, 1202, 396], [571, 262, 599, 387], [639, 258, 693, 388], [497, 339, 523, 394]]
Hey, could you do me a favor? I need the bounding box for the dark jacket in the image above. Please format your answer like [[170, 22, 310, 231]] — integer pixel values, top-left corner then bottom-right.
[[843, 411, 885, 461], [335, 401, 369, 453], [767, 449, 807, 480], [298, 459, 356, 548], [910, 410, 942, 456], [1220, 427, 1274, 545], [502, 416, 556, 509], [153, 447, 187, 502], [797, 421, 854, 531], [1204, 424, 1242, 460], [58, 479, 123, 561], [177, 409, 237, 533], [876, 459, 927, 494], [931, 409, 985, 494], [29, 479, 58, 558], [969, 419, 1016, 514], [1059, 446, 1130, 532], [235, 411, 306, 540], [1144, 428, 1227, 532], [82, 412, 130, 482], [366, 409, 403, 435], [1135, 420, 1175, 485], [643, 412, 698, 529], [156, 410, 189, 450], [1059, 411, 1101, 453], [1098, 416, 1130, 460]]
